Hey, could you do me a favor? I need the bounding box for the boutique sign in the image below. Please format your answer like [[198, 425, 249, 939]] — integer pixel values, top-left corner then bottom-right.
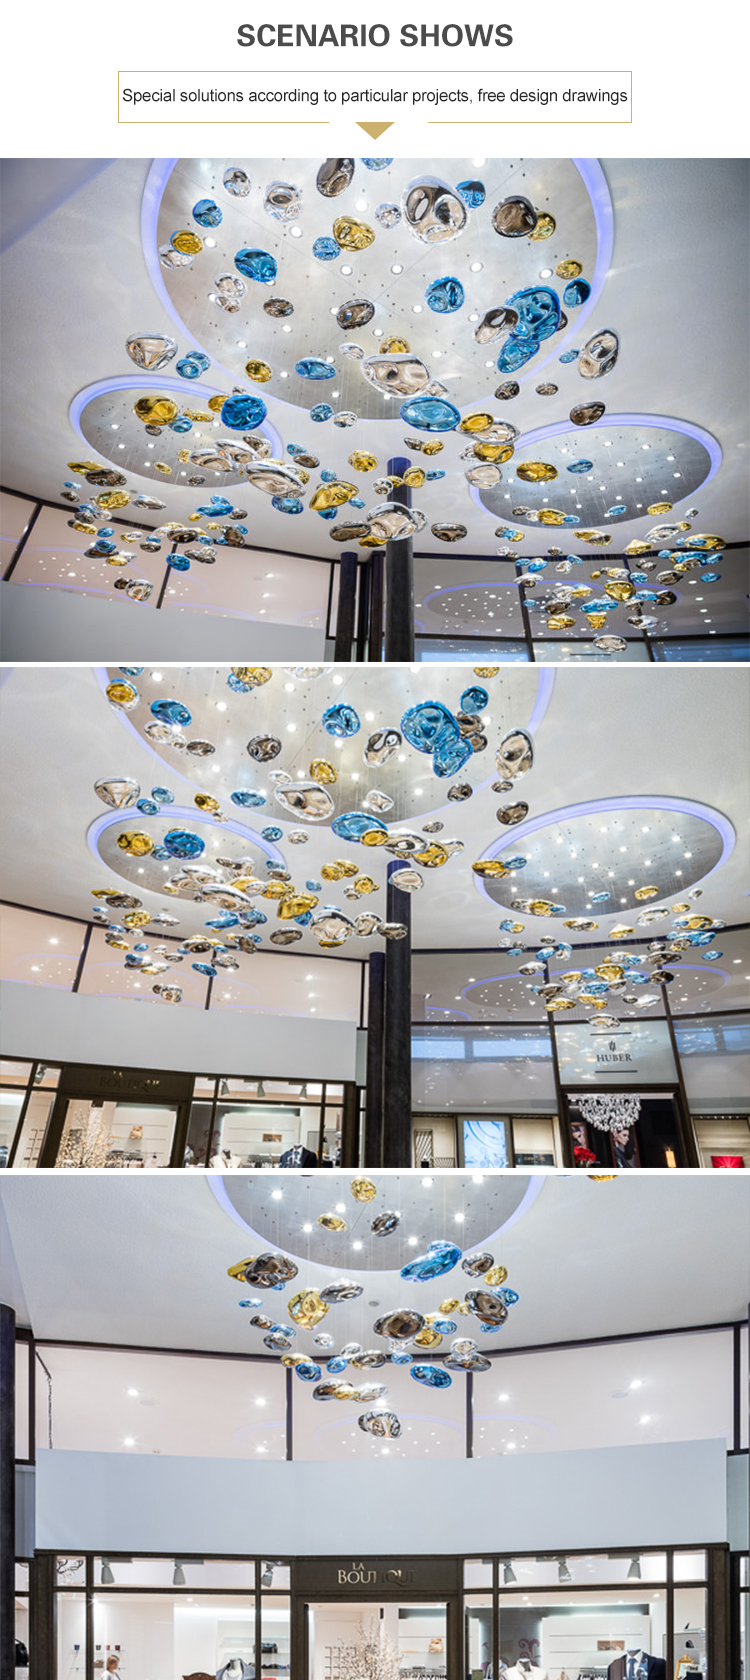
[[295, 1557, 460, 1595]]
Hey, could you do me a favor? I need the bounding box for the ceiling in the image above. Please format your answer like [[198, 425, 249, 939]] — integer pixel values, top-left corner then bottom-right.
[[0, 156, 747, 607], [0, 665, 747, 993], [1, 1171, 748, 1354]]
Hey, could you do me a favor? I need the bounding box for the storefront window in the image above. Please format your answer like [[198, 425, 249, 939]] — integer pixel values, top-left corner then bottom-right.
[[11, 1065, 61, 1167], [54, 1097, 179, 1167], [498, 1586, 667, 1674], [15, 1562, 29, 1676], [566, 1090, 685, 1169], [262, 1563, 291, 1591], [262, 1592, 291, 1680], [673, 1552, 707, 1582], [0, 1060, 33, 1167], [465, 1592, 492, 1680], [464, 1560, 493, 1590], [57, 1589, 86, 1679], [92, 1590, 255, 1675], [186, 1078, 342, 1167], [673, 1587, 707, 1673]]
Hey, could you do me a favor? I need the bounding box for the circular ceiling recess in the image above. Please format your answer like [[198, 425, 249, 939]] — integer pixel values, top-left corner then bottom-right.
[[422, 582, 523, 632], [93, 807, 282, 897], [102, 663, 541, 827], [479, 803, 726, 918], [217, 1171, 537, 1270], [477, 423, 714, 530], [153, 157, 602, 419], [76, 379, 277, 488]]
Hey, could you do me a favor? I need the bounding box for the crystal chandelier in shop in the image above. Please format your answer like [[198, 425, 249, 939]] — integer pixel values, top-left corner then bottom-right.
[[575, 1093, 642, 1133]]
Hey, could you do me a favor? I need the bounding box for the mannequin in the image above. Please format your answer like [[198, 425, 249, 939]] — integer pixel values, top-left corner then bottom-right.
[[607, 1650, 666, 1680], [504, 1662, 547, 1680]]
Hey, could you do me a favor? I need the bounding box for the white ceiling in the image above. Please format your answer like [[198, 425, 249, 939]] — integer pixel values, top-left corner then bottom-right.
[[1, 156, 748, 567], [1, 1172, 748, 1354], [0, 663, 747, 962]]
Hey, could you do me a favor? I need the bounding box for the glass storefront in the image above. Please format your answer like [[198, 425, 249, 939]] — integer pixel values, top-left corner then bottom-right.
[[0, 1063, 352, 1168], [39, 1550, 741, 1679], [185, 1077, 345, 1168]]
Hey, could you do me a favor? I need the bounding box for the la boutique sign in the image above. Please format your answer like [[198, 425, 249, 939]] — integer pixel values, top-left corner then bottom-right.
[[338, 1562, 416, 1586]]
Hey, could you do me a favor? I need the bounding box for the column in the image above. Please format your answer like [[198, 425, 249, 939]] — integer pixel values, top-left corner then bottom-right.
[[364, 950, 386, 1167], [384, 455, 415, 662], [334, 551, 358, 660], [0, 1303, 16, 1680], [382, 862, 413, 1167]]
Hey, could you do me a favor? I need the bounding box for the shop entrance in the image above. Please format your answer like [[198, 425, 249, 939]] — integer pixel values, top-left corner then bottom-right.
[[304, 1601, 452, 1680], [294, 1561, 461, 1680], [563, 1088, 693, 1168], [36, 1063, 194, 1167]]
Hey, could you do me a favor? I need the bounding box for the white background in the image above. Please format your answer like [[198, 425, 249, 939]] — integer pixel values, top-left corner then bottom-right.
[[1, 0, 746, 157]]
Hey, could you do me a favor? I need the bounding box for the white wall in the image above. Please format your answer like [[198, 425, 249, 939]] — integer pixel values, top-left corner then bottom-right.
[[0, 981, 358, 1081], [0, 581, 325, 661], [35, 1438, 728, 1555]]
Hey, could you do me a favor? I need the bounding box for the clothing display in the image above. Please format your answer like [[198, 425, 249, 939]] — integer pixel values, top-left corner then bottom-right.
[[504, 1666, 548, 1680], [608, 1654, 666, 1680]]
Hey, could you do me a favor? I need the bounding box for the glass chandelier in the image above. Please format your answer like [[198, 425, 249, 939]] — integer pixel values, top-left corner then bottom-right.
[[576, 1093, 642, 1133]]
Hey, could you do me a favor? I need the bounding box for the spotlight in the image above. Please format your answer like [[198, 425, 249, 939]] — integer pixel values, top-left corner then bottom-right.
[[627, 1556, 642, 1580], [257, 1079, 266, 1099], [299, 1082, 308, 1099], [173, 1562, 186, 1586], [100, 1561, 115, 1585], [33, 1064, 47, 1084], [220, 1079, 230, 1098], [261, 1564, 274, 1587], [557, 1559, 572, 1584], [502, 1561, 517, 1585]]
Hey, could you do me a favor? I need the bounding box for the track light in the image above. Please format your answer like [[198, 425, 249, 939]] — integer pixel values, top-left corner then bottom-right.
[[299, 1082, 308, 1099], [257, 1079, 266, 1099], [261, 1564, 274, 1587], [558, 1559, 572, 1584], [100, 1561, 115, 1585], [627, 1556, 642, 1580], [173, 1563, 186, 1586], [502, 1561, 516, 1585], [33, 1064, 47, 1084], [220, 1079, 230, 1098]]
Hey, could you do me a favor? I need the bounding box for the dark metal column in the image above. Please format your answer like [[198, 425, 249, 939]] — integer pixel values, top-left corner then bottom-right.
[[662, 979, 701, 1166], [384, 456, 415, 662], [364, 951, 386, 1167], [355, 561, 371, 662], [334, 551, 358, 661], [382, 861, 412, 1167], [0, 1303, 16, 1680], [340, 1082, 359, 1167], [368, 547, 385, 661], [29, 1551, 56, 1680]]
